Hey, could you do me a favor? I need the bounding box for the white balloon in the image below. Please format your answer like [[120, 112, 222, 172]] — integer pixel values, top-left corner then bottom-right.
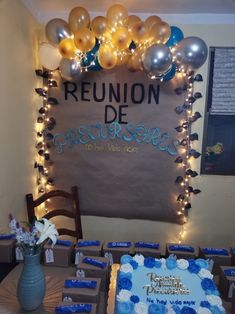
[[39, 42, 62, 70]]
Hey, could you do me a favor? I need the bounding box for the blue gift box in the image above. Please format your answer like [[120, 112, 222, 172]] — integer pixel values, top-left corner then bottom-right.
[[75, 240, 102, 257], [62, 277, 101, 304], [219, 266, 235, 300], [200, 246, 231, 275], [102, 241, 134, 263], [167, 243, 198, 259]]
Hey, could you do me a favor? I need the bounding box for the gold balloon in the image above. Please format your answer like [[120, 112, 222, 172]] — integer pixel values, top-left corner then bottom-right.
[[106, 4, 128, 26], [74, 28, 96, 52], [116, 51, 129, 66], [150, 21, 171, 44], [91, 16, 108, 39], [127, 49, 144, 72], [98, 44, 117, 69], [58, 38, 77, 58], [127, 15, 141, 32], [112, 27, 132, 50], [145, 15, 162, 31], [69, 6, 90, 33], [131, 21, 148, 44]]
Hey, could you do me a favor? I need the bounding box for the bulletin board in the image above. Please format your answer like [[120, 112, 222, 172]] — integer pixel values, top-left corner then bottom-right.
[[49, 67, 185, 223], [201, 47, 235, 175]]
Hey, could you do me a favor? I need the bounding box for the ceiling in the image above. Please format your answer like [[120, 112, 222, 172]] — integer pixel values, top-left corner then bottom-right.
[[21, 0, 235, 24]]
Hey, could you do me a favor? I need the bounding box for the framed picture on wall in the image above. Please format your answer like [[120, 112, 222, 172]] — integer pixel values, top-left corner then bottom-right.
[[201, 47, 235, 175]]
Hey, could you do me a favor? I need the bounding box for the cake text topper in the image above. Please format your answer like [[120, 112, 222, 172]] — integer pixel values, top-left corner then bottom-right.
[[143, 273, 190, 295]]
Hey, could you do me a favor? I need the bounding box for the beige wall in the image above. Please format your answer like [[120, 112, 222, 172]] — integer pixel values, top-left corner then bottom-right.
[[0, 0, 39, 231], [0, 2, 234, 248]]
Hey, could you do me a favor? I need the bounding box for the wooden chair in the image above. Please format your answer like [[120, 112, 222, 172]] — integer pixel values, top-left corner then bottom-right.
[[26, 186, 83, 240]]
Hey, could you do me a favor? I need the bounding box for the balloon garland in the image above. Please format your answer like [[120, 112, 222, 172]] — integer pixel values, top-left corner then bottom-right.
[[39, 4, 208, 80]]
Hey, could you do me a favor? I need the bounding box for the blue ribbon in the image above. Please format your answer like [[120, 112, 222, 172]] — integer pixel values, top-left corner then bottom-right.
[[107, 241, 132, 248], [224, 269, 235, 276], [0, 234, 15, 240], [55, 304, 92, 313], [64, 279, 97, 289], [135, 242, 159, 249], [82, 257, 107, 269], [77, 240, 100, 247], [202, 248, 229, 256], [169, 245, 195, 253], [56, 239, 73, 247]]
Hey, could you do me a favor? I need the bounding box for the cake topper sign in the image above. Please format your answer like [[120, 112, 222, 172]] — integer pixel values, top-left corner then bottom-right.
[[143, 273, 190, 295]]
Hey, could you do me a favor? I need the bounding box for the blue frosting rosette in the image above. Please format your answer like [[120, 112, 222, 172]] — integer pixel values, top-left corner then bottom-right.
[[195, 258, 209, 269], [120, 255, 133, 264], [118, 277, 132, 290], [187, 259, 201, 274], [201, 278, 218, 294], [144, 257, 156, 268], [117, 301, 134, 314], [181, 306, 197, 314], [129, 260, 138, 269], [148, 303, 167, 314], [166, 255, 177, 269]]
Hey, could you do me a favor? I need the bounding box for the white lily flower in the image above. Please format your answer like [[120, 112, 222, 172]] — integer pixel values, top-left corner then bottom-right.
[[35, 218, 58, 246]]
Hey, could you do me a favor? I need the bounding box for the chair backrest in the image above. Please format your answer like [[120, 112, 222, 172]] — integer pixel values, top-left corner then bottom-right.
[[26, 186, 83, 240]]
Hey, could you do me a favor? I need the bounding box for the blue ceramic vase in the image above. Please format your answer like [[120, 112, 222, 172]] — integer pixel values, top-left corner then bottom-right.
[[17, 251, 45, 311]]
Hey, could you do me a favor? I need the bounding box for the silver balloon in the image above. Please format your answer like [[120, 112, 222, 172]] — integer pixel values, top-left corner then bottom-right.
[[173, 36, 208, 70], [142, 44, 172, 77], [45, 18, 72, 45], [59, 58, 84, 81]]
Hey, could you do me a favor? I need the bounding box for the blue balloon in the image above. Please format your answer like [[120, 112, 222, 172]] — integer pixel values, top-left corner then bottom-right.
[[129, 41, 136, 51], [82, 40, 100, 67], [163, 64, 177, 81], [89, 58, 102, 71], [166, 26, 184, 47]]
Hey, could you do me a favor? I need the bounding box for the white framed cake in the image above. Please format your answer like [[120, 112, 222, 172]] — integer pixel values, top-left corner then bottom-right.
[[114, 254, 226, 314]]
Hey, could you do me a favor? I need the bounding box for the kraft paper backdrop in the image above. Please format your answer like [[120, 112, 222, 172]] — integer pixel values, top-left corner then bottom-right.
[[49, 67, 185, 223]]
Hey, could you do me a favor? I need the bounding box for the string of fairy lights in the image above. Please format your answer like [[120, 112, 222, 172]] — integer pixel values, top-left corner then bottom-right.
[[173, 71, 203, 241], [34, 70, 59, 213], [33, 4, 207, 235]]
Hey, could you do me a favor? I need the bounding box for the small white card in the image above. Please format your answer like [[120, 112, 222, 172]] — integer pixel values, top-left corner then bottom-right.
[[15, 247, 24, 261], [63, 296, 72, 302], [105, 252, 114, 265], [228, 282, 235, 298], [76, 269, 85, 278], [208, 259, 214, 272], [75, 251, 84, 265], [45, 249, 54, 263]]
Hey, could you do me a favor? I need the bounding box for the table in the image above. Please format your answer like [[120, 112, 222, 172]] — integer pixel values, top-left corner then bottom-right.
[[0, 264, 107, 314]]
